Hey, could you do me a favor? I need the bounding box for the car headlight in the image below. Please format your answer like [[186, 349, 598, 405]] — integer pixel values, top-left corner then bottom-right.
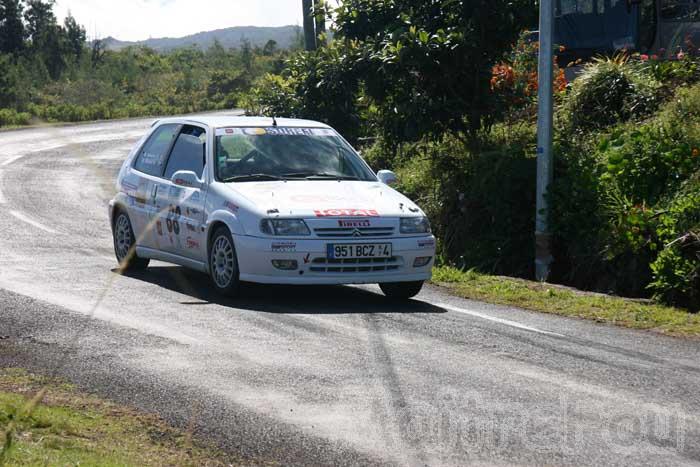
[[400, 216, 431, 234], [260, 219, 311, 236]]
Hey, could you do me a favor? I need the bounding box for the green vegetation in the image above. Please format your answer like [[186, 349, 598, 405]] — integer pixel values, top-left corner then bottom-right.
[[247, 0, 538, 143], [0, 0, 294, 128], [0, 368, 234, 466], [247, 2, 700, 315], [432, 266, 700, 337]]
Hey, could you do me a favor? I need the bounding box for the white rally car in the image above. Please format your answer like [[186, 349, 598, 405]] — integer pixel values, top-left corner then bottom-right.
[[109, 116, 436, 299]]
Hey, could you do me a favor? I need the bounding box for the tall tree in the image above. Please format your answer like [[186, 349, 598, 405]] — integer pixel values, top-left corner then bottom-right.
[[262, 39, 277, 56], [240, 38, 253, 74], [24, 0, 56, 46], [90, 38, 105, 68], [63, 12, 86, 61], [0, 0, 25, 55], [24, 0, 65, 79]]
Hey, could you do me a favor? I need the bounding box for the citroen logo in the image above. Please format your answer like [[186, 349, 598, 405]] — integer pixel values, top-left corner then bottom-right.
[[352, 229, 363, 237]]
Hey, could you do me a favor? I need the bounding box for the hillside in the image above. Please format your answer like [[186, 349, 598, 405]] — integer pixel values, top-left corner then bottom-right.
[[102, 25, 302, 51]]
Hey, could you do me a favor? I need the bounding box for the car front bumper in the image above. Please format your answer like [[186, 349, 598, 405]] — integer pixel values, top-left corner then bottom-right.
[[234, 234, 436, 285]]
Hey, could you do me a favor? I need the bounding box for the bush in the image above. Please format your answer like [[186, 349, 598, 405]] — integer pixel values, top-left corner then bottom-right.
[[369, 125, 536, 276], [648, 180, 700, 310], [550, 83, 700, 302], [563, 55, 661, 132], [0, 108, 32, 127]]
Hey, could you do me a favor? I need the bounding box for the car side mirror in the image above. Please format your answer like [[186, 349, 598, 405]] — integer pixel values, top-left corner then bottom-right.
[[377, 170, 398, 186], [171, 170, 202, 189]]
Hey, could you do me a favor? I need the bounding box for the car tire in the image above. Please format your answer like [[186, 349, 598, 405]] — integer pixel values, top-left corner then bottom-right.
[[379, 281, 424, 300], [209, 226, 241, 297], [113, 210, 150, 271]]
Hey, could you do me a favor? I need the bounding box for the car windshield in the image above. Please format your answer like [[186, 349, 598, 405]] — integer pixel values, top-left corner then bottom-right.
[[215, 127, 376, 182]]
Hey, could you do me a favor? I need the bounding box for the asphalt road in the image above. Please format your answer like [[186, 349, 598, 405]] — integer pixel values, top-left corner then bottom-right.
[[1, 116, 700, 466]]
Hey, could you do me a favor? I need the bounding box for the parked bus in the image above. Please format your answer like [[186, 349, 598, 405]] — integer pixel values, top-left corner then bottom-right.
[[554, 0, 700, 59]]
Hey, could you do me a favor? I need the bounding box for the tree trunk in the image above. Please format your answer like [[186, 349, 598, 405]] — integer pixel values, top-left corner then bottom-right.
[[315, 0, 327, 47], [302, 0, 316, 51]]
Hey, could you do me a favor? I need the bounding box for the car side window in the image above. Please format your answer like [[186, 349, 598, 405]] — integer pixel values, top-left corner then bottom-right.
[[163, 125, 207, 180], [134, 124, 180, 177]]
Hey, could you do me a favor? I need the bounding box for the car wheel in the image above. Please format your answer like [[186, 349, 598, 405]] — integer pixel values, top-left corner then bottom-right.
[[113, 210, 150, 271], [209, 226, 240, 297], [379, 281, 424, 300]]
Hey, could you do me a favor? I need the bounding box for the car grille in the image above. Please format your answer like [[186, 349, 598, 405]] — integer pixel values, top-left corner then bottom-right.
[[313, 227, 395, 238], [309, 256, 402, 273]]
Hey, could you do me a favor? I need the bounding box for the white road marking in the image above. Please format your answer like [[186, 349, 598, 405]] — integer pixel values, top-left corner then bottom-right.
[[9, 210, 58, 234], [1, 155, 24, 166], [437, 302, 565, 337], [0, 170, 5, 204]]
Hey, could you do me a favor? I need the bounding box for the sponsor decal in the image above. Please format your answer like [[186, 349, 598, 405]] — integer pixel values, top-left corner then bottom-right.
[[265, 127, 314, 136], [243, 128, 267, 136], [174, 178, 194, 188], [216, 127, 336, 137], [271, 241, 296, 252], [168, 186, 184, 200], [167, 205, 181, 235], [224, 201, 239, 212], [303, 253, 311, 264], [314, 209, 379, 218], [122, 180, 139, 192], [186, 237, 200, 249], [418, 239, 436, 249], [338, 219, 371, 228]]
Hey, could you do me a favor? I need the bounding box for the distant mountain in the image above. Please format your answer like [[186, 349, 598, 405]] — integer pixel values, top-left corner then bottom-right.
[[102, 25, 302, 52]]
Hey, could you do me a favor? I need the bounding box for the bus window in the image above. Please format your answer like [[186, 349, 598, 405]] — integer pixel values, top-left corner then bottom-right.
[[578, 0, 594, 14], [557, 0, 607, 16], [660, 0, 700, 22]]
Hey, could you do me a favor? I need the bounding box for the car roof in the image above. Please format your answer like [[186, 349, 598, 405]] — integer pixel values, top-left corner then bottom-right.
[[153, 115, 332, 130]]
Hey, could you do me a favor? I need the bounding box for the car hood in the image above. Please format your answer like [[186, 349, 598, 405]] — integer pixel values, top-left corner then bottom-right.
[[225, 180, 422, 218]]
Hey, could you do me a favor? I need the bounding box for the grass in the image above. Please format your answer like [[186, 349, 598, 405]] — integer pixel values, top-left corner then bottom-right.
[[0, 369, 236, 466], [432, 266, 700, 337]]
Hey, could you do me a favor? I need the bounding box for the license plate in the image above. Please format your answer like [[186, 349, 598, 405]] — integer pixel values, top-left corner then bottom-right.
[[327, 243, 392, 259]]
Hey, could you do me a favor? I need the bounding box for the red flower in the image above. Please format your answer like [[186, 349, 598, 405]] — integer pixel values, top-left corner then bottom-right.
[[640, 54, 649, 61]]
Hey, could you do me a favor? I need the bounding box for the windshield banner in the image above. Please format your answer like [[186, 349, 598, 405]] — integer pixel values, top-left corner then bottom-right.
[[216, 127, 336, 137]]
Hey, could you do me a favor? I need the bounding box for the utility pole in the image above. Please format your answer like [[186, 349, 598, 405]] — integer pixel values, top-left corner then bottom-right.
[[535, 0, 554, 282], [302, 0, 317, 51]]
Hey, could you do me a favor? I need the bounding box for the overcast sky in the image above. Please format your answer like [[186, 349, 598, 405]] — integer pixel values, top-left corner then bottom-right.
[[54, 0, 336, 41]]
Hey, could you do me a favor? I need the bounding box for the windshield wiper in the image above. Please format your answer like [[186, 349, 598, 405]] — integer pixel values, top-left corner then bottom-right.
[[283, 172, 360, 181], [223, 174, 285, 182]]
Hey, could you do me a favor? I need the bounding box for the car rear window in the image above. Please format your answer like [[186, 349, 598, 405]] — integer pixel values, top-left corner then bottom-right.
[[134, 124, 180, 177], [164, 125, 206, 179]]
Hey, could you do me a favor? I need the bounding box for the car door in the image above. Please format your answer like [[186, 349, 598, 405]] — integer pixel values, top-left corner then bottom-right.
[[154, 124, 208, 261], [128, 123, 181, 248]]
